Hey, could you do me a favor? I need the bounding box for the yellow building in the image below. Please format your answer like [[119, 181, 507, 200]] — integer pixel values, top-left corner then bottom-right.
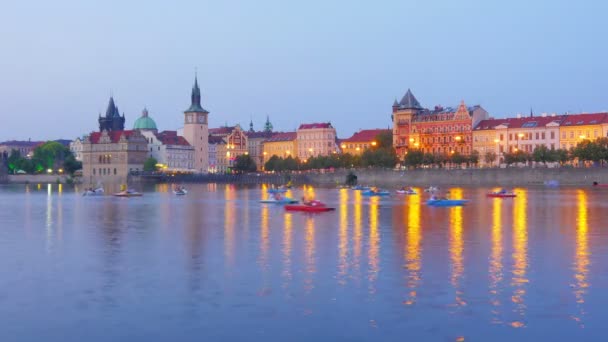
[[209, 125, 248, 173], [340, 129, 391, 155], [558, 113, 608, 150], [263, 132, 297, 165]]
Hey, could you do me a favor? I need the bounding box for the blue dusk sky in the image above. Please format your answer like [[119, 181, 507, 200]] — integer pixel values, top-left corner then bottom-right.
[[1, 0, 607, 141]]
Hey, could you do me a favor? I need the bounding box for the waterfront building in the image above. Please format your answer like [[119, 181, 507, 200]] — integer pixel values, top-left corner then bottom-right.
[[182, 76, 209, 173], [69, 138, 84, 161], [296, 122, 338, 160], [339, 129, 391, 155], [208, 135, 224, 173], [246, 118, 274, 171], [391, 89, 488, 158], [0, 140, 44, 158], [263, 132, 297, 165], [140, 130, 193, 172], [558, 113, 608, 150], [209, 125, 249, 173], [98, 97, 125, 131], [474, 114, 564, 166], [81, 129, 148, 185]]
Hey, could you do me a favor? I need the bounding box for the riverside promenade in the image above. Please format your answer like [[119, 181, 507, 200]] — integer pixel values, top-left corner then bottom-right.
[[130, 167, 608, 188]]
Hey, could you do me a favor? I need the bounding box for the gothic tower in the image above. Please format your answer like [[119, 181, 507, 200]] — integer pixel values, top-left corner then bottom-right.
[[183, 75, 209, 173]]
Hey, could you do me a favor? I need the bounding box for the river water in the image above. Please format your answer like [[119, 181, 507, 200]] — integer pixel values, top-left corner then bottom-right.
[[0, 183, 606, 341]]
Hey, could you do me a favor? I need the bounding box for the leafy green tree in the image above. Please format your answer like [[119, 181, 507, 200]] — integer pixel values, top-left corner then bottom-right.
[[374, 131, 393, 149], [403, 150, 424, 168], [554, 148, 570, 165], [469, 150, 480, 166], [533, 145, 555, 164], [422, 153, 435, 166], [143, 157, 158, 172], [234, 154, 257, 173], [484, 151, 497, 166], [63, 154, 82, 175], [361, 147, 398, 168], [7, 149, 21, 173]]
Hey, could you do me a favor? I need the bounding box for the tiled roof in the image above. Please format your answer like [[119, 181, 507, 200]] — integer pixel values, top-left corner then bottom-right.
[[155, 131, 190, 146], [560, 113, 608, 126], [342, 129, 391, 143], [474, 115, 567, 130], [298, 123, 332, 130], [398, 89, 422, 109], [89, 130, 137, 144], [266, 132, 297, 142], [209, 126, 236, 135], [245, 131, 273, 139], [208, 135, 225, 144]]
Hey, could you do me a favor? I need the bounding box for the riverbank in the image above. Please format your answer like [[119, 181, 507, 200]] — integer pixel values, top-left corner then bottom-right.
[[129, 167, 608, 188], [4, 174, 74, 184]]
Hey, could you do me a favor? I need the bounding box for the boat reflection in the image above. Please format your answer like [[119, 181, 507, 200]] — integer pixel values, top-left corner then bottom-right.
[[304, 216, 316, 293], [353, 189, 363, 278], [511, 188, 528, 328], [224, 185, 236, 266]]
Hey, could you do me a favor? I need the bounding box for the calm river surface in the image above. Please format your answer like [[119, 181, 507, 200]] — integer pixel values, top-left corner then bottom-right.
[[0, 183, 607, 341]]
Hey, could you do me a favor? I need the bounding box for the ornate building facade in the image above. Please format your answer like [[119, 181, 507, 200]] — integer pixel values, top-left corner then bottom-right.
[[81, 130, 148, 185], [263, 132, 297, 165], [98, 97, 125, 131], [392, 89, 488, 158]]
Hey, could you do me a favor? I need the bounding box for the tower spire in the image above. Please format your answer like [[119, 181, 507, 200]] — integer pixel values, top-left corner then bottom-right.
[[184, 72, 209, 113]]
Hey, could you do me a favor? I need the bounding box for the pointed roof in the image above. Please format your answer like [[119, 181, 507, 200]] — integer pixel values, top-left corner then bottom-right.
[[185, 74, 209, 113], [263, 115, 273, 133], [249, 119, 254, 132], [105, 97, 117, 118], [398, 89, 422, 109], [392, 98, 399, 107]]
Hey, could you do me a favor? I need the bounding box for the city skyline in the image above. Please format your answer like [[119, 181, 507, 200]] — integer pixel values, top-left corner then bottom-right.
[[1, 0, 607, 141]]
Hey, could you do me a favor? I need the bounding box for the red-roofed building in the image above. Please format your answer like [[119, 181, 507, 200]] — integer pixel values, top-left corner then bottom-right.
[[0, 140, 45, 158], [473, 114, 565, 166], [80, 129, 148, 185], [209, 125, 249, 173], [140, 130, 194, 172], [296, 122, 338, 160], [339, 129, 391, 155]]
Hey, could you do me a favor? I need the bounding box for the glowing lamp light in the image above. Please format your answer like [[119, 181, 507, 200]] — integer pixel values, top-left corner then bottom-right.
[[579, 135, 586, 140], [494, 139, 500, 143], [47, 169, 53, 174], [518, 133, 524, 138], [371, 141, 377, 146], [341, 144, 346, 149]]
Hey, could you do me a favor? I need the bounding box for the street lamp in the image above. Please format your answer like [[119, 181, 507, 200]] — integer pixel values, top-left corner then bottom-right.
[[517, 133, 524, 152]]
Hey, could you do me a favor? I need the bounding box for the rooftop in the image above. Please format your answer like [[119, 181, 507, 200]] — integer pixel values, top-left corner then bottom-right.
[[298, 123, 333, 130], [341, 129, 391, 143], [266, 132, 297, 142]]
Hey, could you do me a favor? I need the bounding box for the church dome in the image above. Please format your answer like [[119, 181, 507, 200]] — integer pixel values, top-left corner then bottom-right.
[[133, 108, 158, 130]]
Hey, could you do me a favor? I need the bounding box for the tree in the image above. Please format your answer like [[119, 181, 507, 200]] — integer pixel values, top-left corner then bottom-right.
[[234, 154, 257, 173], [422, 153, 435, 166], [63, 155, 82, 175], [403, 150, 424, 168], [361, 147, 398, 168], [469, 150, 480, 167], [533, 145, 554, 164], [374, 131, 393, 149], [143, 157, 158, 172], [264, 155, 280, 171], [554, 149, 570, 165], [484, 151, 497, 166]]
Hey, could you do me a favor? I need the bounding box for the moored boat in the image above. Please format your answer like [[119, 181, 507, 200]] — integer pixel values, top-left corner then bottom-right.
[[173, 186, 188, 195], [260, 197, 298, 204], [285, 205, 335, 212], [351, 185, 370, 191], [267, 188, 288, 194], [83, 187, 104, 196], [362, 189, 390, 196], [113, 189, 143, 197], [486, 191, 516, 198], [426, 198, 468, 207], [396, 188, 417, 195], [424, 186, 439, 193]]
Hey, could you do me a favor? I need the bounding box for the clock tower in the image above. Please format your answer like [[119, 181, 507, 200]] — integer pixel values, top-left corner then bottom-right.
[[183, 75, 209, 173]]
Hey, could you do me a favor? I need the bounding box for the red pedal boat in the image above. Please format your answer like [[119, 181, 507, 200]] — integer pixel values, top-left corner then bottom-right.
[[285, 200, 335, 212]]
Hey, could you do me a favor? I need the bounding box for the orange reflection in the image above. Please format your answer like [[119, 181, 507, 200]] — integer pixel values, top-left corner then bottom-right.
[[338, 188, 349, 284], [353, 189, 363, 276], [449, 194, 465, 307], [282, 212, 293, 287], [573, 190, 590, 325], [368, 196, 380, 293], [259, 202, 270, 271], [304, 217, 316, 293], [489, 197, 503, 323], [403, 190, 421, 306], [224, 185, 236, 265], [511, 188, 528, 328]]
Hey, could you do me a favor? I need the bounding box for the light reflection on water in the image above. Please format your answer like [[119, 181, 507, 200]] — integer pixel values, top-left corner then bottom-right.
[[0, 183, 607, 341]]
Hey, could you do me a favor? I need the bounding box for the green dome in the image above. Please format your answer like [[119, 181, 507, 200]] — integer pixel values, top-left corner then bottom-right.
[[133, 108, 158, 130]]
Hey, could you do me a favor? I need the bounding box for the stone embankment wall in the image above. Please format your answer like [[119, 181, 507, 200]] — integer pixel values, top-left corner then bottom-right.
[[6, 175, 72, 184], [305, 167, 608, 187]]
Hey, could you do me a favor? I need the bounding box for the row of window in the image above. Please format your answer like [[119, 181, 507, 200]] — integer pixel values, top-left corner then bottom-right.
[[93, 168, 116, 175], [413, 125, 471, 134], [420, 146, 471, 154]]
